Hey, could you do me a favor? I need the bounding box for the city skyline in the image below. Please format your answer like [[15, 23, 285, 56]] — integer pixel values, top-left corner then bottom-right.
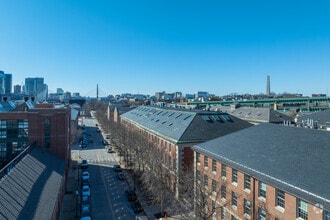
[[0, 1, 329, 97]]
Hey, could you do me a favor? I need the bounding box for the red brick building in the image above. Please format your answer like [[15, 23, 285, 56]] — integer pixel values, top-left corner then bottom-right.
[[0, 100, 71, 168], [192, 123, 330, 220], [120, 106, 252, 198]]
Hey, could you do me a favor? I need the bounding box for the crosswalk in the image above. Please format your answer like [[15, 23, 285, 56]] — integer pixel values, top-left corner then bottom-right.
[[87, 158, 117, 166]]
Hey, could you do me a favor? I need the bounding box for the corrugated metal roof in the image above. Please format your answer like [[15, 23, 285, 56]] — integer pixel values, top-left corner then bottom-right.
[[0, 147, 66, 220]]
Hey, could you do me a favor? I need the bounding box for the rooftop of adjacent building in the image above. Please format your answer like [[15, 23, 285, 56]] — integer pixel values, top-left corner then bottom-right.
[[193, 123, 330, 208], [121, 105, 252, 144]]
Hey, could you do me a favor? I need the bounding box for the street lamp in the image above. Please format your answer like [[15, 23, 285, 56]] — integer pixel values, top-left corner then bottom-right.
[[75, 190, 79, 217]]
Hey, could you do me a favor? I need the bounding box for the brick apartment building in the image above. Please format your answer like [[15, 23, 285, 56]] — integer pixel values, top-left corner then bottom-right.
[[192, 123, 330, 220], [0, 100, 73, 219], [120, 106, 252, 198], [0, 100, 71, 168]]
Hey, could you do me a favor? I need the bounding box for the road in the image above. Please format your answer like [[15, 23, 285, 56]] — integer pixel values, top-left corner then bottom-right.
[[72, 117, 136, 220]]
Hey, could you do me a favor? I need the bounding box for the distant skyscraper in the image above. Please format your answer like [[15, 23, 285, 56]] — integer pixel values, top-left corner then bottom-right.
[[266, 75, 271, 96], [5, 73, 12, 94], [0, 71, 5, 94], [24, 77, 48, 101], [57, 88, 64, 95], [14, 85, 22, 94]]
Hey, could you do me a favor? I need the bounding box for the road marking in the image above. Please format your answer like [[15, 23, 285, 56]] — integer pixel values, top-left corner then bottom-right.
[[99, 166, 116, 219]]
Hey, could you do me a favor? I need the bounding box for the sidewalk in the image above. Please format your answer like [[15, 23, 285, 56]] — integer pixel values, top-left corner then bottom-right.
[[60, 159, 80, 220]]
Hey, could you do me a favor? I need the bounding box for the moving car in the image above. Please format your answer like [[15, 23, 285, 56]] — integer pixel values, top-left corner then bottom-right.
[[132, 201, 143, 213], [126, 189, 137, 202], [81, 160, 88, 169], [113, 164, 122, 172], [117, 172, 125, 180]]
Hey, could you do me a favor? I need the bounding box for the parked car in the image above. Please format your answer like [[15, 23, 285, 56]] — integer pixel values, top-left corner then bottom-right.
[[132, 201, 143, 213], [117, 172, 125, 180], [81, 160, 88, 169], [81, 179, 90, 187], [126, 189, 137, 202], [81, 205, 90, 217], [82, 185, 90, 197], [102, 140, 110, 145], [81, 195, 90, 210], [107, 146, 113, 153], [113, 164, 122, 172], [81, 171, 89, 181]]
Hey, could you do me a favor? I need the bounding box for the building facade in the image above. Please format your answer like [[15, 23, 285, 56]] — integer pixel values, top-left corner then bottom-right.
[[120, 106, 252, 198], [192, 123, 330, 220], [0, 101, 71, 168], [24, 77, 48, 101]]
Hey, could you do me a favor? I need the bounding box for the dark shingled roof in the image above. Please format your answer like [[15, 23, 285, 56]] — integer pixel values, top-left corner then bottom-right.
[[0, 147, 66, 220], [296, 109, 330, 126], [193, 123, 330, 208], [121, 106, 252, 143]]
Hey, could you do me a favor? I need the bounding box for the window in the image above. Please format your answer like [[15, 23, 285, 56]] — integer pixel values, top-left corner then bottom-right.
[[276, 189, 285, 209], [297, 199, 308, 220], [324, 210, 330, 220], [196, 170, 201, 182], [212, 179, 217, 192], [204, 156, 208, 168], [202, 115, 213, 123], [212, 200, 216, 213], [244, 199, 251, 216], [221, 164, 227, 178], [0, 120, 6, 129], [44, 119, 51, 148], [232, 192, 237, 207], [258, 181, 266, 199], [212, 159, 217, 172], [244, 174, 251, 190], [258, 208, 266, 220], [232, 169, 237, 184], [221, 186, 226, 199], [204, 175, 208, 187], [0, 130, 6, 138], [221, 207, 226, 220], [197, 152, 200, 163]]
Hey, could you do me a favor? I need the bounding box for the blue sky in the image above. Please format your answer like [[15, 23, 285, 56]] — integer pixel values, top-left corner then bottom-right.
[[0, 0, 329, 97]]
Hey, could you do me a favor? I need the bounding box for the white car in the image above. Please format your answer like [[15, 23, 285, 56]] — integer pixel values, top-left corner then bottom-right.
[[82, 185, 90, 197], [81, 171, 89, 181]]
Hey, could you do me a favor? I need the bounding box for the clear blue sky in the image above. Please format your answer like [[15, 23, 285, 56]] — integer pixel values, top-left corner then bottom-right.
[[0, 0, 329, 97]]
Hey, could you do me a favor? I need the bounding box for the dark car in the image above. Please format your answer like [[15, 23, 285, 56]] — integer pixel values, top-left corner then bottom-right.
[[117, 172, 125, 180], [102, 140, 110, 145], [113, 164, 122, 172], [126, 189, 137, 202], [132, 201, 143, 213], [81, 160, 88, 169]]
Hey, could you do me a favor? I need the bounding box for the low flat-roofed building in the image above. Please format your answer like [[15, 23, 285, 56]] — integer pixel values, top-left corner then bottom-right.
[[212, 105, 294, 125], [192, 123, 330, 220]]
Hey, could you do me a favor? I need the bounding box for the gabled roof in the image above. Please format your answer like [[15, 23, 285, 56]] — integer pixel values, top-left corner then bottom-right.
[[296, 109, 330, 126], [0, 101, 16, 112], [211, 105, 293, 124], [0, 147, 66, 220], [193, 123, 330, 208], [121, 106, 252, 144]]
